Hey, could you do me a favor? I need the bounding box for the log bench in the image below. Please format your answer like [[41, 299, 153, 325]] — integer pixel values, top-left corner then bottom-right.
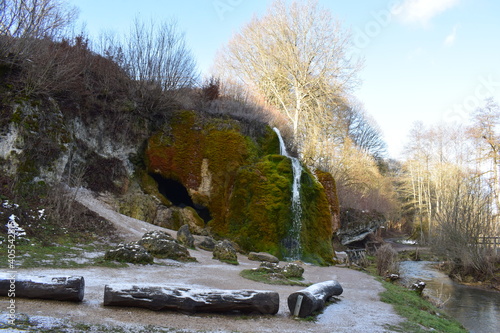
[[103, 284, 280, 315], [287, 280, 343, 317], [0, 274, 85, 302]]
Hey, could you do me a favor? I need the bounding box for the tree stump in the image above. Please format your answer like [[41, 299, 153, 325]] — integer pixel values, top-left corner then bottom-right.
[[0, 274, 85, 302], [287, 280, 343, 317], [103, 284, 279, 315]]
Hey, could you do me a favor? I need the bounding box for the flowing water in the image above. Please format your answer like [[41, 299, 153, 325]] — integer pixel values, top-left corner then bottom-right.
[[400, 261, 500, 333], [273, 127, 303, 260]]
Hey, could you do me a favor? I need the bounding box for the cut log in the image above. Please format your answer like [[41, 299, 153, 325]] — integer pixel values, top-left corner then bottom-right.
[[0, 273, 84, 302], [287, 280, 343, 317], [103, 284, 279, 315]]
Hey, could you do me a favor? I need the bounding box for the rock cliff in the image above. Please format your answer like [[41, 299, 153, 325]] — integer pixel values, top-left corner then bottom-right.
[[0, 97, 339, 264]]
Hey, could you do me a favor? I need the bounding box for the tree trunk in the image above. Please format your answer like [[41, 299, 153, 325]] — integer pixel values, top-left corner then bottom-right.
[[0, 274, 84, 302], [103, 284, 280, 315], [287, 280, 343, 317]]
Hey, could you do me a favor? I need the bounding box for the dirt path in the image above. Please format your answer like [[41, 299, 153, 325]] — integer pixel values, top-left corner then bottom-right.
[[1, 189, 404, 332]]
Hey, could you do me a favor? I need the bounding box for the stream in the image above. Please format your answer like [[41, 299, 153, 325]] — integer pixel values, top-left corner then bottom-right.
[[400, 261, 500, 333]]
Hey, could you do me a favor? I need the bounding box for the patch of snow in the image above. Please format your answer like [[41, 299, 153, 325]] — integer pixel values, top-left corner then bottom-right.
[[7, 214, 27, 238]]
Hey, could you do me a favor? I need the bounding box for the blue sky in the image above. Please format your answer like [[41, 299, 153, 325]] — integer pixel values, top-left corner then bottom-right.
[[68, 0, 500, 158]]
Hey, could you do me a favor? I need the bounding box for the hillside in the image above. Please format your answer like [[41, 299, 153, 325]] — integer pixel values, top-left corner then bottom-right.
[[0, 37, 341, 264]]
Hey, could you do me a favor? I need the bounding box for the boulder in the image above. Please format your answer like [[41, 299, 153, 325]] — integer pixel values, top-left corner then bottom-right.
[[177, 224, 195, 248], [257, 262, 281, 274], [194, 235, 216, 251], [104, 242, 153, 264], [153, 207, 204, 234], [248, 252, 279, 264], [213, 240, 238, 264], [282, 263, 304, 278], [138, 230, 196, 262]]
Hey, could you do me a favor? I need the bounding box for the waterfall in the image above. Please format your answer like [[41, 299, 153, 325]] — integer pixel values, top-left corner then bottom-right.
[[273, 127, 303, 260]]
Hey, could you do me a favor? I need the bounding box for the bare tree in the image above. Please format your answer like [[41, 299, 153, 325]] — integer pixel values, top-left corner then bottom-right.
[[124, 17, 198, 92], [0, 0, 77, 39], [468, 98, 500, 220], [213, 0, 361, 146], [341, 101, 387, 159], [432, 170, 496, 279], [0, 0, 77, 64]]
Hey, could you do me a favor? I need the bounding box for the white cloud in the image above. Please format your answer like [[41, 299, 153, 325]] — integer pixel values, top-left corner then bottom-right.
[[394, 0, 460, 26], [444, 24, 459, 47]]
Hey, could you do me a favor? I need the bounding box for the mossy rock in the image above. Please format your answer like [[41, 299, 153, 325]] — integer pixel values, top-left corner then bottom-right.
[[177, 224, 195, 248], [298, 169, 335, 265], [138, 230, 196, 262], [213, 240, 238, 265], [223, 155, 293, 258], [142, 110, 335, 265], [282, 263, 304, 278], [104, 242, 154, 265]]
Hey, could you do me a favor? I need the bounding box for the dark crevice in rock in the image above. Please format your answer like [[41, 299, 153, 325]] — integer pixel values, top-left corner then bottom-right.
[[149, 173, 212, 223]]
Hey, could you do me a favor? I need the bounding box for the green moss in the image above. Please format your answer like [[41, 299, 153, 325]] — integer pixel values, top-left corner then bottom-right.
[[203, 128, 255, 224], [256, 126, 281, 156], [223, 155, 292, 257], [298, 168, 334, 265], [240, 269, 310, 286], [143, 110, 334, 264]]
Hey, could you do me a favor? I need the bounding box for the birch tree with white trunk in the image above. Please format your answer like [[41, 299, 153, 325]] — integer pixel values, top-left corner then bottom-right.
[[213, 0, 361, 145]]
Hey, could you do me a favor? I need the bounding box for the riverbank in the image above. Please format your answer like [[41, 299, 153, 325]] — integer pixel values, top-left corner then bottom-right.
[[399, 260, 500, 333], [386, 236, 500, 293]]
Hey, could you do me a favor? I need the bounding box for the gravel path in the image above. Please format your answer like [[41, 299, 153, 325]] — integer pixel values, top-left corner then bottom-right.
[[1, 189, 404, 332]]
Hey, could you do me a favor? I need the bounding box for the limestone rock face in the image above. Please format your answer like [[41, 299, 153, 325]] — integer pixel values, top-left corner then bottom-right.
[[314, 169, 341, 234], [144, 111, 336, 265], [213, 240, 238, 264], [138, 230, 196, 262], [2, 98, 338, 265], [104, 242, 153, 264]]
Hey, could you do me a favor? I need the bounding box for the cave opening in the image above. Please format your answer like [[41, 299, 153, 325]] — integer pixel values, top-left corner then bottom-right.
[[149, 173, 212, 223]]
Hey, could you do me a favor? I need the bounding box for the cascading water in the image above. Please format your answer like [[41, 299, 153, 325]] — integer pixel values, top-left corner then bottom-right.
[[273, 127, 303, 260]]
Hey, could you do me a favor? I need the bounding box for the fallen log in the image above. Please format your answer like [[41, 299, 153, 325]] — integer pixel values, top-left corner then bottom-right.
[[287, 280, 343, 317], [103, 284, 279, 315], [0, 273, 84, 302]]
